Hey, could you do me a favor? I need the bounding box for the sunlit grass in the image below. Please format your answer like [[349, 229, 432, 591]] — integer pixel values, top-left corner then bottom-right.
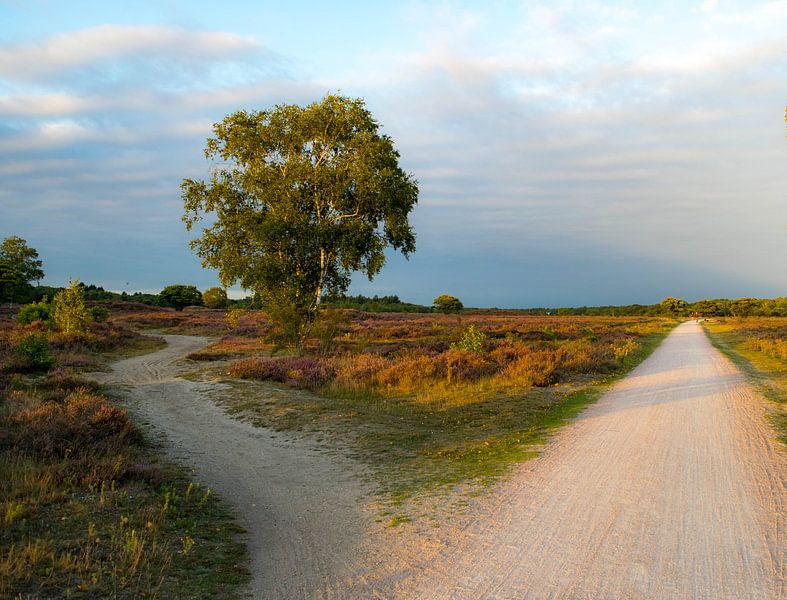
[[703, 317, 787, 444]]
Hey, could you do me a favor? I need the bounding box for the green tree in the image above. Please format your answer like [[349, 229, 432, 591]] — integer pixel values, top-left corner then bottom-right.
[[182, 94, 418, 349], [0, 236, 44, 303], [203, 287, 228, 309], [660, 297, 688, 316], [52, 279, 89, 335], [160, 285, 203, 311], [433, 294, 464, 313]]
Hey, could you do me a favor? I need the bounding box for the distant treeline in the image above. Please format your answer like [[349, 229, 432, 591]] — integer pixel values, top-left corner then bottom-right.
[[321, 294, 431, 312], [512, 297, 787, 317], [22, 285, 787, 317]]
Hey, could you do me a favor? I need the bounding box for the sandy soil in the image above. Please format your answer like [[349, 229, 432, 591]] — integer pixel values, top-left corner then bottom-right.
[[95, 322, 785, 599], [376, 321, 786, 599], [92, 335, 377, 599]]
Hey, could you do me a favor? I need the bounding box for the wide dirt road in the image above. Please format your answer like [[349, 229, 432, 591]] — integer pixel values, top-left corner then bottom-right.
[[389, 321, 785, 599], [92, 335, 376, 599]]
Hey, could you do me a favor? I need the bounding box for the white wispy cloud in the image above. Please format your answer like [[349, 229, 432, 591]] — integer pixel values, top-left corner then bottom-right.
[[0, 25, 260, 80]]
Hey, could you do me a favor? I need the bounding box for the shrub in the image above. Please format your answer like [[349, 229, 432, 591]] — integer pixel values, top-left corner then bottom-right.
[[433, 294, 463, 313], [376, 352, 438, 390], [229, 356, 332, 390], [52, 280, 88, 335], [612, 338, 639, 360], [451, 324, 486, 353], [499, 349, 557, 387], [15, 333, 55, 371], [17, 300, 51, 325], [6, 389, 137, 458], [442, 347, 495, 382], [89, 305, 110, 322], [225, 307, 248, 330], [334, 353, 390, 387], [159, 285, 203, 311], [203, 287, 228, 309]]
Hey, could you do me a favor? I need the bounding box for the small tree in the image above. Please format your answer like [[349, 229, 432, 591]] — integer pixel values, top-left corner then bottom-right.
[[203, 287, 228, 309], [160, 285, 203, 311], [433, 294, 463, 314], [52, 279, 89, 335], [0, 236, 44, 303], [660, 297, 688, 316]]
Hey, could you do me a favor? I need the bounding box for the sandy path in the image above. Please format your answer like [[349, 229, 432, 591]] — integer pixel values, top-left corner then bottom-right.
[[92, 335, 375, 599], [94, 323, 785, 599], [381, 321, 785, 599]]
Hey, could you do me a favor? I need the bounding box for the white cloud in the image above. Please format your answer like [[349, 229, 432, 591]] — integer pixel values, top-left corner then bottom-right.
[[0, 25, 260, 80]]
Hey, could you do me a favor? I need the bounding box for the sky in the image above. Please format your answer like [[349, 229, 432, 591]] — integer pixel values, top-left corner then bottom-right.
[[1, 0, 785, 308]]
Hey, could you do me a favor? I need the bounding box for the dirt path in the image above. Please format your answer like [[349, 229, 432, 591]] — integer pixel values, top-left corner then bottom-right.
[[95, 322, 785, 599], [92, 335, 376, 599], [379, 321, 785, 599]]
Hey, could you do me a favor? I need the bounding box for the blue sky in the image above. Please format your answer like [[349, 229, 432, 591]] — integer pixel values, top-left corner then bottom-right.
[[1, 0, 785, 307]]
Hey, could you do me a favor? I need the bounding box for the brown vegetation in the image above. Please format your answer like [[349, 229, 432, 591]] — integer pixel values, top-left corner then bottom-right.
[[0, 311, 248, 598]]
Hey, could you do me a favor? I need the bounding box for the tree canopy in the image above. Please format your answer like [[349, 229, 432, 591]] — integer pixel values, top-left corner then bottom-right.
[[182, 94, 418, 346], [160, 285, 203, 311], [433, 294, 464, 313], [0, 236, 44, 303], [203, 287, 228, 309]]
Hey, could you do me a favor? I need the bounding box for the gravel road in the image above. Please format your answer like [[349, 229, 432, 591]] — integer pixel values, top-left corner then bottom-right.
[[95, 321, 785, 599]]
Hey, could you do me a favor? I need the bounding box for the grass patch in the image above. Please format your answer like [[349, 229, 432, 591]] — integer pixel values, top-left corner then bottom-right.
[[702, 318, 787, 444]]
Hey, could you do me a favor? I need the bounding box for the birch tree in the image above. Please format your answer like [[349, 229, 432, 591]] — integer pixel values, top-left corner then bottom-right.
[[182, 95, 418, 348]]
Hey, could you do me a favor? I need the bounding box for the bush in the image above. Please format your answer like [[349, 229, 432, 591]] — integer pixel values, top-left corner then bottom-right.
[[159, 285, 203, 311], [433, 294, 463, 313], [499, 350, 557, 387], [6, 389, 137, 458], [89, 305, 110, 322], [52, 279, 89, 335], [451, 325, 486, 353], [225, 307, 248, 330], [229, 356, 333, 390], [17, 300, 51, 325], [203, 287, 228, 309], [15, 333, 55, 371]]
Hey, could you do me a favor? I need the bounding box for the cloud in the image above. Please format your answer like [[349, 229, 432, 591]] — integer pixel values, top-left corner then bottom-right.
[[0, 25, 260, 80]]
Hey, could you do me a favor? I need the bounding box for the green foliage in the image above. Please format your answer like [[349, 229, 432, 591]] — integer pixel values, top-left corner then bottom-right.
[[89, 305, 110, 322], [225, 307, 248, 330], [17, 300, 51, 325], [52, 279, 89, 335], [16, 333, 55, 371], [451, 325, 486, 353], [159, 285, 203, 311], [202, 287, 228, 309], [182, 94, 418, 348], [0, 236, 44, 303], [433, 294, 463, 314], [322, 293, 430, 313], [314, 308, 350, 355], [659, 297, 689, 315]]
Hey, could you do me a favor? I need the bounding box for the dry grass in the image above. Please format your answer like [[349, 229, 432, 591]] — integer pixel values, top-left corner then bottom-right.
[[703, 317, 787, 443], [0, 314, 248, 598]]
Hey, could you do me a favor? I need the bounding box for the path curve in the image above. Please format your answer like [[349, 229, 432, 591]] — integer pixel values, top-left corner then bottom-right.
[[381, 321, 785, 599], [92, 334, 375, 599]]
